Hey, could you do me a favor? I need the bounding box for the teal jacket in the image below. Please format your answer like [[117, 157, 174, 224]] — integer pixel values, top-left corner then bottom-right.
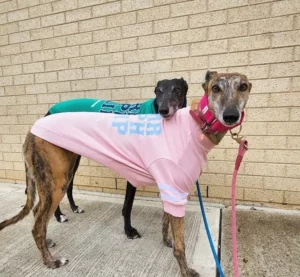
[[49, 98, 157, 115]]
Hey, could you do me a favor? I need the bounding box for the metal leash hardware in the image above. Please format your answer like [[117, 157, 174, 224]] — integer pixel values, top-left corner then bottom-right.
[[230, 125, 247, 149]]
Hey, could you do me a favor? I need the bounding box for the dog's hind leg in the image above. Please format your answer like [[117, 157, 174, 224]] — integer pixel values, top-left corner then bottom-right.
[[32, 166, 75, 267], [67, 156, 84, 214], [170, 215, 199, 277], [54, 156, 83, 223], [32, 184, 69, 268], [32, 200, 62, 267], [122, 181, 141, 239], [33, 201, 56, 248], [162, 212, 173, 247], [25, 135, 78, 267]]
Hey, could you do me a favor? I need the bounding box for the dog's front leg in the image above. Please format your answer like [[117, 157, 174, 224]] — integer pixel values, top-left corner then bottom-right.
[[170, 215, 199, 277], [162, 212, 172, 247], [122, 182, 141, 239]]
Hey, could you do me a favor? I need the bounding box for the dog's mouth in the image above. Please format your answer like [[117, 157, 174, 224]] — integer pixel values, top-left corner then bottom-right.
[[161, 114, 171, 119], [159, 106, 176, 119]]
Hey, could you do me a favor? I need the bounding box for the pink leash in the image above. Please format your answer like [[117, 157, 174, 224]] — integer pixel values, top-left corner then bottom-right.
[[231, 139, 248, 277], [189, 95, 248, 277]]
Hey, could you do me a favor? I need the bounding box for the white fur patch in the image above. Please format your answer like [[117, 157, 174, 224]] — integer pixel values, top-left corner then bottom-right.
[[168, 106, 175, 117], [59, 215, 68, 222], [60, 258, 69, 265], [213, 101, 221, 121], [74, 207, 84, 213]]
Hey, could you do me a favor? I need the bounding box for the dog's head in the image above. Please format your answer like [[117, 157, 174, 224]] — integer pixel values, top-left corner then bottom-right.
[[202, 71, 252, 127], [154, 78, 188, 119]]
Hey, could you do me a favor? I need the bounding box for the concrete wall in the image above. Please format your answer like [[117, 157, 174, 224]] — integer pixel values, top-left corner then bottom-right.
[[0, 0, 300, 207]]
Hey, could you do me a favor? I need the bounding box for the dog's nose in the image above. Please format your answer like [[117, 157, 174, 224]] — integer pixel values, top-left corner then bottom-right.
[[223, 108, 240, 125], [159, 108, 169, 116]]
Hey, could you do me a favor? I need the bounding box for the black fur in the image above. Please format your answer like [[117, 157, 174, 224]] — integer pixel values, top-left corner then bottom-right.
[[154, 78, 188, 118]]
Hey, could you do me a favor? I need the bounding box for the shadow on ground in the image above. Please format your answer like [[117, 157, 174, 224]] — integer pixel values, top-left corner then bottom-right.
[[221, 208, 300, 277]]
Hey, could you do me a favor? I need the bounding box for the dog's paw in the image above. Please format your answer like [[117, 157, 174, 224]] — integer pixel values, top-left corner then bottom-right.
[[125, 227, 141, 239], [59, 258, 69, 266], [72, 206, 84, 213], [163, 238, 173, 248], [186, 268, 200, 277], [58, 214, 68, 223], [46, 258, 69, 269], [46, 239, 56, 248]]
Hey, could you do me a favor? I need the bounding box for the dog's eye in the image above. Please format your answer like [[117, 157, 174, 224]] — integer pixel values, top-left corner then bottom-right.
[[173, 87, 180, 93], [156, 88, 163, 94], [212, 85, 221, 93], [239, 84, 248, 92]]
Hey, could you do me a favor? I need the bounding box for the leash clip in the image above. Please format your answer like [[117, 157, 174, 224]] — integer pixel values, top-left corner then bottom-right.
[[230, 125, 247, 149], [201, 122, 210, 132]]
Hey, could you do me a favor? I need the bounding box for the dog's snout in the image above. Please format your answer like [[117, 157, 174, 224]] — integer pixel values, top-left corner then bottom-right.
[[159, 108, 169, 116], [223, 108, 240, 125]]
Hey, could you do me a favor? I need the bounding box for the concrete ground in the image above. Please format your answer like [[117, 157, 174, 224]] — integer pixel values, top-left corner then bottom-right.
[[1, 183, 300, 277], [0, 183, 220, 277], [221, 206, 300, 277]]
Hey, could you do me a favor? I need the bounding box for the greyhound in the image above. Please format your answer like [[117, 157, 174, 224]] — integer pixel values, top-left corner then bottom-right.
[[0, 71, 251, 277], [34, 78, 188, 227]]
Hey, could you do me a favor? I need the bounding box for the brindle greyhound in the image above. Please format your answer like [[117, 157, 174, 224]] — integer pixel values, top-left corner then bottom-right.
[[0, 71, 251, 277]]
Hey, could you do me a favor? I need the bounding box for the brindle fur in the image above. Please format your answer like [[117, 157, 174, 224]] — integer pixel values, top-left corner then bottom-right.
[[162, 211, 173, 248], [25, 136, 78, 268], [203, 71, 251, 127], [0, 71, 251, 276]]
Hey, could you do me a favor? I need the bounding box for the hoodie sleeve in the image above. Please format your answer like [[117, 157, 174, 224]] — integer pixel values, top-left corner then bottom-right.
[[148, 158, 194, 217]]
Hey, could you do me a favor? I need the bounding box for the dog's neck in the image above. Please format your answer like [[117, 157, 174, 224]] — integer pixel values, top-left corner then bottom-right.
[[204, 130, 226, 145], [190, 98, 226, 145], [153, 98, 159, 113]]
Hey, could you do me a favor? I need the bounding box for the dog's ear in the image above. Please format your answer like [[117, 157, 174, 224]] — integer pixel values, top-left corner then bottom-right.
[[154, 81, 160, 93], [248, 82, 252, 92], [180, 77, 188, 94], [202, 71, 218, 93]]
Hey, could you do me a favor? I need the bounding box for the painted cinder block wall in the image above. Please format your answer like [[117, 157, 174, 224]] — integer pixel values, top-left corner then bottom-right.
[[0, 0, 299, 207]]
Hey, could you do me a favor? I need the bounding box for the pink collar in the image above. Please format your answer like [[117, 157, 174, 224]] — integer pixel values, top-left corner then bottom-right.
[[189, 95, 244, 134]]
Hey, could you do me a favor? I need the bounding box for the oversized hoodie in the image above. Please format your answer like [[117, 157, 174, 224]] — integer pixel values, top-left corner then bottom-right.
[[30, 107, 214, 217]]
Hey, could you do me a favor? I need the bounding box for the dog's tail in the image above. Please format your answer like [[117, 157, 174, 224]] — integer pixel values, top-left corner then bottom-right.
[[0, 164, 36, 231]]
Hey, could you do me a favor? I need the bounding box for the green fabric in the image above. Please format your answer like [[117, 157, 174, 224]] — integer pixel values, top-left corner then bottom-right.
[[138, 98, 156, 114], [49, 98, 157, 115]]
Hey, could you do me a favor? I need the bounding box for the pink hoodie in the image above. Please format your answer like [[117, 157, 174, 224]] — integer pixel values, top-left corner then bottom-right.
[[31, 107, 214, 217]]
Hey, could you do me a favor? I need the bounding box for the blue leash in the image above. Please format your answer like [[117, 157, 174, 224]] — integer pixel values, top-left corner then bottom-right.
[[196, 180, 225, 277]]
